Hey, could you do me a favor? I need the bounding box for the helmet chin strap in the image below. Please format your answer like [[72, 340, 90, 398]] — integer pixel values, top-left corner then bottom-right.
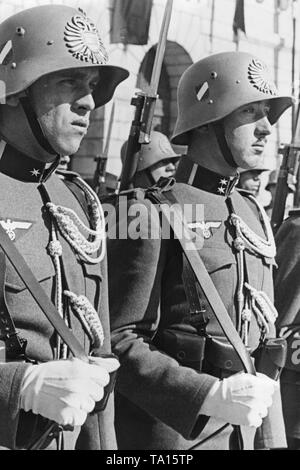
[[19, 95, 58, 157], [146, 169, 157, 186], [212, 120, 238, 169], [132, 169, 156, 188], [18, 95, 61, 182]]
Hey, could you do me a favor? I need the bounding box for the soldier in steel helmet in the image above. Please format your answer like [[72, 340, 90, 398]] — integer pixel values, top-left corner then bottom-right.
[[237, 163, 270, 198], [107, 52, 292, 450], [274, 206, 300, 449], [120, 131, 181, 188], [272, 176, 300, 451], [0, 5, 128, 450]]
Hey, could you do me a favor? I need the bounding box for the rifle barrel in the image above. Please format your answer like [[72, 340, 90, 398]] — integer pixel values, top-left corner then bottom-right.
[[271, 168, 289, 233], [119, 95, 145, 192], [93, 103, 115, 195], [103, 102, 115, 158], [119, 0, 173, 191]]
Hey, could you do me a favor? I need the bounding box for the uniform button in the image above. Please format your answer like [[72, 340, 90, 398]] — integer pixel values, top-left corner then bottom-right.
[[225, 360, 233, 369], [177, 350, 186, 361]]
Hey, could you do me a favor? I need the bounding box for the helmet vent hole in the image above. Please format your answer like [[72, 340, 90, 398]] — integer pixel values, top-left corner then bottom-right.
[[16, 27, 25, 36], [195, 82, 209, 102]]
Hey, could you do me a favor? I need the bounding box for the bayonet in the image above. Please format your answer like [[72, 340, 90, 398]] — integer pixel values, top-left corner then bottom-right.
[[119, 0, 173, 191]]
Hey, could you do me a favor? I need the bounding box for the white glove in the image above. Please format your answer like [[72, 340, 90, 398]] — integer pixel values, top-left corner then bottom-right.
[[19, 357, 119, 427], [200, 372, 277, 428]]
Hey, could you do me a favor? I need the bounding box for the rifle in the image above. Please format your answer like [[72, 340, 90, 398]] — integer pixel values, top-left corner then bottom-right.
[[271, 105, 300, 234], [93, 102, 115, 197], [119, 0, 173, 192]]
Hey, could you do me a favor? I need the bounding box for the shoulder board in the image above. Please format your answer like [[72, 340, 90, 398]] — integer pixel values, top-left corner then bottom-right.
[[288, 208, 300, 217], [100, 187, 147, 205], [236, 188, 258, 209], [55, 169, 81, 181], [101, 178, 175, 205], [236, 189, 272, 226], [236, 188, 254, 198], [58, 172, 90, 216], [120, 187, 146, 201]]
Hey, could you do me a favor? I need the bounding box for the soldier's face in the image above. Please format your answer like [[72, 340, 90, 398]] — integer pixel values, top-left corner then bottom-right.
[[239, 170, 262, 196], [28, 67, 100, 159], [223, 100, 272, 169], [150, 158, 178, 181]]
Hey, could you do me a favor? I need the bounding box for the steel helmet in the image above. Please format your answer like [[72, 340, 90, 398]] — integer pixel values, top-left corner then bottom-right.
[[121, 131, 180, 172], [0, 5, 129, 106], [172, 51, 293, 145]]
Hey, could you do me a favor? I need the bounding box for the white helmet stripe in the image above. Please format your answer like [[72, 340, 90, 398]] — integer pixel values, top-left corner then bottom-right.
[[196, 81, 209, 102], [0, 140, 7, 161], [188, 163, 198, 186], [0, 40, 12, 65]]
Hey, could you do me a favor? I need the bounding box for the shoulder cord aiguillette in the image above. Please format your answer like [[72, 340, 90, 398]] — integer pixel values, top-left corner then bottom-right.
[[227, 196, 278, 343]]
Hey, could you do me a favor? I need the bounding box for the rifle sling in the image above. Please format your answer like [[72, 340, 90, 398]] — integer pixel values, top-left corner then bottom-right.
[[0, 225, 88, 362], [182, 255, 208, 332], [146, 187, 256, 376], [0, 252, 27, 359]]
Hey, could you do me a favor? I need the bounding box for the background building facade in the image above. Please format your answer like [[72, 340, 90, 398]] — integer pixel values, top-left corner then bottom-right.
[[0, 0, 298, 197]]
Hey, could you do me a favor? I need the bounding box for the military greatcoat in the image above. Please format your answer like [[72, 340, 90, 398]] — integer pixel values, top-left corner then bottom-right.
[[275, 211, 300, 443], [0, 143, 116, 450], [108, 162, 286, 450]]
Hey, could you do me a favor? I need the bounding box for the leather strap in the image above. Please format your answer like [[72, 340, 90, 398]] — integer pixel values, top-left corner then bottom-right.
[[0, 225, 88, 362], [146, 187, 256, 375], [20, 97, 57, 156], [182, 256, 208, 334], [0, 251, 27, 359], [212, 121, 238, 168]]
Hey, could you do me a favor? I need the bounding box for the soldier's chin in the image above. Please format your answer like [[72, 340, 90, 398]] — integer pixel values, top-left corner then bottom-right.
[[52, 140, 81, 157], [239, 156, 261, 171]]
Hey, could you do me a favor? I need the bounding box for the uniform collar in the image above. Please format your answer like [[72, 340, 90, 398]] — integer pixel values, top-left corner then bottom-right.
[[176, 160, 240, 197], [0, 141, 59, 183]]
